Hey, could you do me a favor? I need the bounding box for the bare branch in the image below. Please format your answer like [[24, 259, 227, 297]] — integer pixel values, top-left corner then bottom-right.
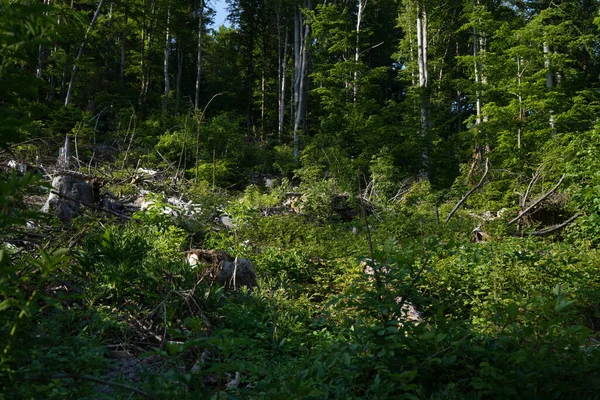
[[446, 158, 490, 223], [509, 173, 565, 225], [521, 163, 545, 208], [530, 213, 581, 236]]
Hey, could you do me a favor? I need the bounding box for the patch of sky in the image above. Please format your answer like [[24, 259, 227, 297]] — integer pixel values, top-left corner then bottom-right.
[[209, 0, 231, 28]]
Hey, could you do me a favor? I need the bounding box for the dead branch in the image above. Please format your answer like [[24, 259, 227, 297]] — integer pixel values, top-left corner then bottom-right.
[[521, 163, 545, 208], [530, 213, 581, 236], [446, 158, 490, 223], [49, 189, 131, 220], [509, 173, 565, 225]]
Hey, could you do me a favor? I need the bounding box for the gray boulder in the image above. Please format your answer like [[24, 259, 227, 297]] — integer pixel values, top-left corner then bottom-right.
[[42, 175, 93, 222], [187, 249, 258, 289]]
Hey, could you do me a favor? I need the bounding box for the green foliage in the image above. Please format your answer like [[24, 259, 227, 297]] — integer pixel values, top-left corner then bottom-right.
[[0, 0, 54, 145]]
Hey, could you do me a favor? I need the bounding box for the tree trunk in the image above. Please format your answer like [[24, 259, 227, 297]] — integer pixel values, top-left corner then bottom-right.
[[176, 42, 184, 113], [194, 0, 204, 109], [36, 0, 50, 82], [354, 0, 367, 104], [278, 26, 288, 143], [517, 54, 523, 150], [293, 2, 311, 160], [139, 0, 158, 110], [543, 41, 553, 88], [120, 2, 128, 82], [64, 0, 105, 107], [544, 41, 555, 130], [163, 7, 171, 116], [416, 1, 429, 173], [36, 43, 44, 79]]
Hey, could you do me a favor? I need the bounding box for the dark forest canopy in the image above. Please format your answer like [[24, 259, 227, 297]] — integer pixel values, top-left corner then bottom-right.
[[3, 0, 598, 188]]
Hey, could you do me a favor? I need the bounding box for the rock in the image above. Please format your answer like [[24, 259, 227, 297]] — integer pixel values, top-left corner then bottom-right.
[[361, 260, 424, 327], [215, 215, 234, 230], [472, 227, 491, 242], [187, 249, 258, 288], [361, 258, 391, 275], [7, 160, 27, 174], [42, 175, 94, 222], [395, 297, 423, 326]]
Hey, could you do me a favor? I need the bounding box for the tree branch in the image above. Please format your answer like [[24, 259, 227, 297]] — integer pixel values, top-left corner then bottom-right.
[[446, 158, 490, 223], [509, 173, 565, 225], [530, 213, 581, 236]]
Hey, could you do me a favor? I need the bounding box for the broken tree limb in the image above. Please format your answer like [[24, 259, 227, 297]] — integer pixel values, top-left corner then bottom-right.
[[530, 213, 581, 236], [521, 163, 545, 208], [509, 173, 565, 225], [446, 158, 490, 223]]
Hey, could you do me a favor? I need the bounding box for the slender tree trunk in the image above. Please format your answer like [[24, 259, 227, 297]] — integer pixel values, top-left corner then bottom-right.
[[543, 42, 553, 88], [544, 41, 555, 130], [37, 44, 44, 79], [60, 54, 68, 100], [261, 33, 267, 136], [163, 7, 171, 116], [416, 1, 429, 173], [64, 0, 105, 107], [354, 0, 367, 104], [517, 55, 523, 150], [176, 42, 184, 113], [278, 26, 288, 143], [194, 0, 204, 109], [139, 0, 157, 109], [139, 21, 147, 107], [36, 0, 50, 81], [473, 2, 482, 126], [293, 3, 310, 160], [120, 2, 128, 82]]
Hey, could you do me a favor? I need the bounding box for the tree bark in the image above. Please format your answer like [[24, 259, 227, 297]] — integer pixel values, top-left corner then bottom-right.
[[120, 2, 128, 82], [293, 2, 310, 160], [354, 0, 367, 104], [278, 26, 288, 143], [64, 0, 105, 107], [194, 0, 204, 109], [176, 41, 184, 113], [163, 7, 171, 116], [416, 1, 429, 173]]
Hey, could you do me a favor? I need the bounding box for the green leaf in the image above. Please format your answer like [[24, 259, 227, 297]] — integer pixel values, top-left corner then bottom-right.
[[507, 303, 519, 321]]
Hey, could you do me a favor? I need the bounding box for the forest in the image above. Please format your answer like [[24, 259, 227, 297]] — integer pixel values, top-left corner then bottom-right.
[[3, 0, 600, 398]]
